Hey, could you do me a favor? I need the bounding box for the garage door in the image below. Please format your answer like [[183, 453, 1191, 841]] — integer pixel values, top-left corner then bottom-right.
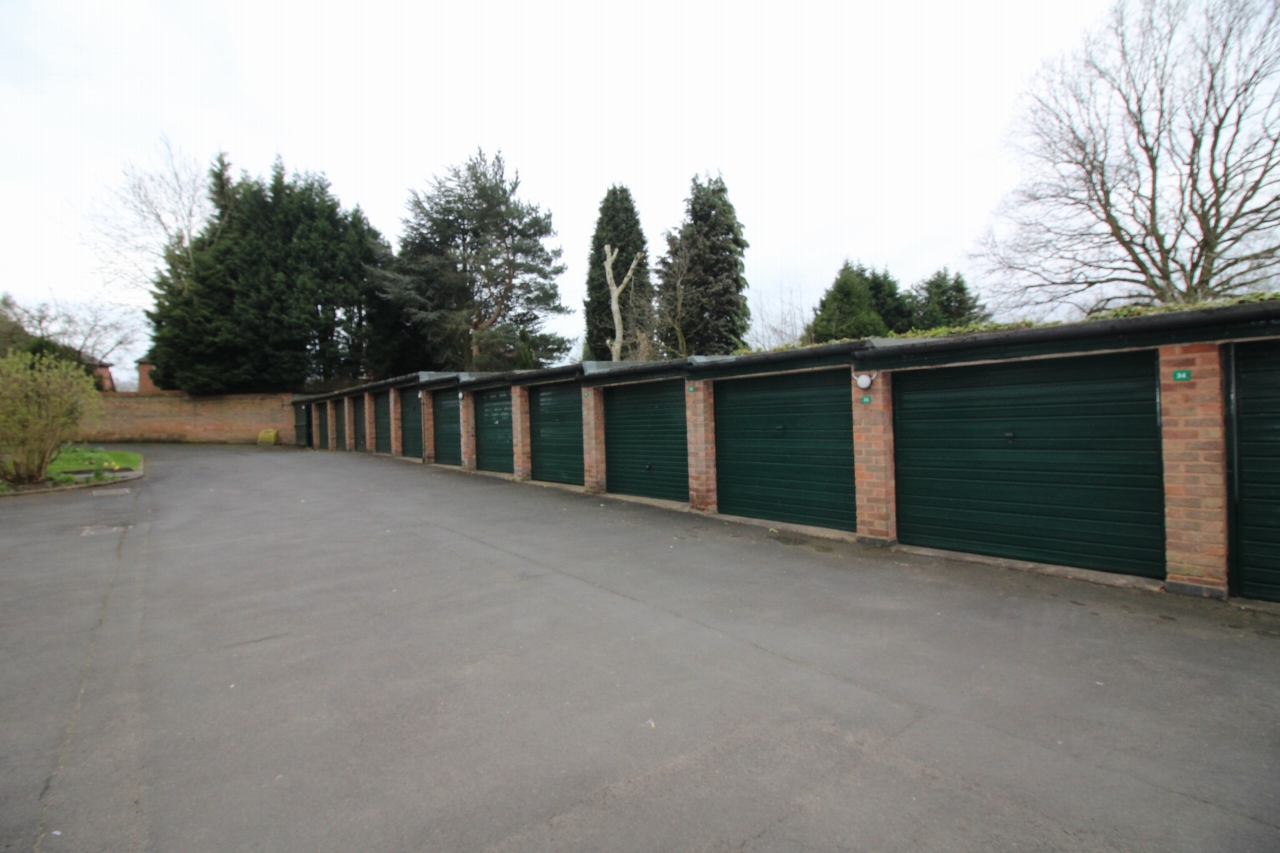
[[399, 387, 423, 459], [374, 391, 391, 453], [317, 402, 329, 449], [334, 398, 347, 450], [352, 396, 366, 451], [716, 370, 855, 531], [294, 404, 309, 447], [433, 390, 461, 465], [605, 380, 688, 502], [894, 351, 1165, 578], [1233, 340, 1280, 602], [476, 388, 513, 473], [530, 383, 584, 485]]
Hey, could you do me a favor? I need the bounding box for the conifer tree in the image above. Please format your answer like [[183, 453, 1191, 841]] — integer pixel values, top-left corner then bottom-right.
[[656, 176, 750, 357], [584, 186, 651, 360], [807, 262, 891, 342], [908, 268, 990, 330]]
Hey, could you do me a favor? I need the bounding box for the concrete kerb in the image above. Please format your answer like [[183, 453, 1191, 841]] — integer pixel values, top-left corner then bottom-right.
[[894, 544, 1167, 593], [0, 467, 146, 499]]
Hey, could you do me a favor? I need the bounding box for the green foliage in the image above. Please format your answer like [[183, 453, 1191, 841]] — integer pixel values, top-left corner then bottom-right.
[[0, 294, 31, 354], [1088, 289, 1280, 320], [584, 186, 652, 360], [0, 352, 102, 484], [657, 175, 750, 357], [148, 155, 390, 394], [396, 149, 570, 370], [908, 268, 991, 330], [807, 262, 891, 342], [47, 445, 141, 476]]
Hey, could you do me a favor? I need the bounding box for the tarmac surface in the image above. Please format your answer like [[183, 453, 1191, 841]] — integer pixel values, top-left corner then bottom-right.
[[2, 444, 1278, 852]]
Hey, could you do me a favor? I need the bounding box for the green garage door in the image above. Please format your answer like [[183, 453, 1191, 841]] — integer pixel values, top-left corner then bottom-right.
[[1233, 340, 1280, 602], [294, 404, 309, 447], [530, 383, 584, 485], [433, 390, 461, 465], [605, 380, 688, 502], [352, 396, 366, 451], [317, 402, 329, 449], [374, 391, 391, 453], [894, 351, 1165, 578], [399, 386, 423, 459], [476, 388, 514, 473], [716, 370, 856, 531], [334, 398, 347, 450]]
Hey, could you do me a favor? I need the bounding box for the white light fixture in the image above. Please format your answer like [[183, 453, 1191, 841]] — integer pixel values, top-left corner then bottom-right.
[[855, 373, 876, 390]]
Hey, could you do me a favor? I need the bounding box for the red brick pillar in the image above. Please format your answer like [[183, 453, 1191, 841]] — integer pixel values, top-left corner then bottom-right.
[[582, 386, 606, 493], [854, 369, 896, 543], [1159, 345, 1228, 598], [327, 402, 337, 450], [422, 391, 435, 463], [512, 386, 532, 480], [460, 391, 477, 470], [344, 398, 356, 450], [390, 388, 403, 456], [363, 392, 375, 452], [310, 404, 323, 449], [686, 380, 717, 511]]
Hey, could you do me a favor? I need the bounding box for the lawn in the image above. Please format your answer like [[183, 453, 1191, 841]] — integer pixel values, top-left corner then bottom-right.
[[48, 445, 142, 477]]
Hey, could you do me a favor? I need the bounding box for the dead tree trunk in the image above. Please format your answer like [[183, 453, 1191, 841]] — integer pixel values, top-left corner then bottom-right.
[[603, 244, 642, 361]]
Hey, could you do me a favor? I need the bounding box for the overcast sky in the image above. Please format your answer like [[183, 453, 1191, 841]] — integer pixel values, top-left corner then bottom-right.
[[2, 0, 1115, 383]]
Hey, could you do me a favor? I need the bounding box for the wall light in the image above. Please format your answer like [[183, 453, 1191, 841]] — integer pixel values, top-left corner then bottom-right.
[[855, 372, 876, 390]]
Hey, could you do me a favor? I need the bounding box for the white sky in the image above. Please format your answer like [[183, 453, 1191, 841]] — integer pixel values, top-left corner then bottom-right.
[[2, 0, 1115, 382]]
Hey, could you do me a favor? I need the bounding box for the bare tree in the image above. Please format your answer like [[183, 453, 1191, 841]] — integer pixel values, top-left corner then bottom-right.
[[745, 286, 811, 350], [602, 244, 642, 361], [982, 0, 1280, 313], [8, 298, 139, 363], [89, 136, 213, 292]]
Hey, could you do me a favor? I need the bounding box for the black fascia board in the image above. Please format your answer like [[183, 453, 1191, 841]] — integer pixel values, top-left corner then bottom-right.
[[685, 342, 868, 381], [853, 301, 1280, 371], [291, 371, 442, 404], [509, 364, 585, 388], [580, 358, 690, 388]]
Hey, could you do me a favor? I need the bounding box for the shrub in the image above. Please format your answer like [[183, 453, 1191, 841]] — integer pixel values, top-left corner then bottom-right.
[[0, 352, 102, 484]]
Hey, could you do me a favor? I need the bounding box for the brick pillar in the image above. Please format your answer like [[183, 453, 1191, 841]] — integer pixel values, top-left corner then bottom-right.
[[390, 388, 403, 456], [854, 369, 896, 544], [364, 392, 375, 452], [344, 397, 356, 450], [1159, 344, 1229, 598], [686, 380, 717, 511], [582, 386, 606, 493], [327, 401, 337, 450], [460, 391, 477, 470], [311, 404, 322, 449], [422, 391, 435, 463], [512, 385, 532, 480]]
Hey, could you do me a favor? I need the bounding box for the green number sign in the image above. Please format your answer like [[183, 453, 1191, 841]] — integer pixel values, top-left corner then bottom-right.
[[1172, 369, 1192, 381]]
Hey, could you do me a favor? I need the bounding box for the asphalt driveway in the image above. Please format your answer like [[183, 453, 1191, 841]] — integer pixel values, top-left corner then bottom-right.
[[2, 445, 1277, 852]]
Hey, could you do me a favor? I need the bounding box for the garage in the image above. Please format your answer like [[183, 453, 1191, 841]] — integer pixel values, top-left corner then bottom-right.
[[399, 387, 423, 459], [352, 396, 366, 451], [715, 370, 856, 531], [1231, 339, 1280, 602], [604, 380, 688, 502], [316, 402, 329, 449], [433, 390, 461, 465], [294, 404, 309, 447], [894, 351, 1165, 578], [334, 398, 347, 450], [475, 388, 513, 473], [374, 391, 391, 454], [529, 383, 584, 485]]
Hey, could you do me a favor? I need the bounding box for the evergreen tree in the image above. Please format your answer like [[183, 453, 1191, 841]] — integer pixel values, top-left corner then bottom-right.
[[656, 175, 750, 357], [807, 262, 890, 342], [148, 155, 387, 393], [864, 268, 912, 334], [584, 186, 651, 360], [907, 268, 991, 330], [397, 150, 570, 370]]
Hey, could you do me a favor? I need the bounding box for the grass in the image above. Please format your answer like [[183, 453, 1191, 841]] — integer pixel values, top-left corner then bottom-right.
[[47, 445, 142, 478]]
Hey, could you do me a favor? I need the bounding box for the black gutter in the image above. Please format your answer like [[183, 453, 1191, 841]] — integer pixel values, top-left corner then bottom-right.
[[291, 371, 445, 405]]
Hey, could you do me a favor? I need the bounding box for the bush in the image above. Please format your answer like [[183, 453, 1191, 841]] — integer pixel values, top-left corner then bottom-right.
[[0, 352, 102, 484]]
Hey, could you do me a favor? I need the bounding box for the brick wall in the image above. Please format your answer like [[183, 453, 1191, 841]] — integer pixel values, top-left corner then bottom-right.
[[422, 392, 436, 463], [582, 386, 606, 493], [686, 380, 717, 511], [460, 391, 477, 470], [78, 392, 295, 444], [363, 392, 375, 452], [344, 397, 356, 450], [1159, 344, 1229, 597], [853, 370, 896, 543], [390, 388, 403, 456], [511, 386, 532, 480]]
